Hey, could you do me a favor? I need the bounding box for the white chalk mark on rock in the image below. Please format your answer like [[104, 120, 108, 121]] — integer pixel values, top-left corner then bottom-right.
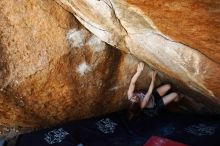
[[76, 62, 91, 76], [86, 35, 106, 53], [66, 29, 87, 48]]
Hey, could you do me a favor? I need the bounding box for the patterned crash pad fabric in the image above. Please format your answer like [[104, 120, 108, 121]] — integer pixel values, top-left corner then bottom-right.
[[44, 128, 70, 144], [15, 111, 220, 146]]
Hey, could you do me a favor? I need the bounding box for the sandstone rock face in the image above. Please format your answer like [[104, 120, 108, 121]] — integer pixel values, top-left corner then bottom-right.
[[127, 0, 220, 64], [0, 0, 146, 130], [0, 0, 220, 135], [0, 0, 76, 127], [56, 0, 220, 112]]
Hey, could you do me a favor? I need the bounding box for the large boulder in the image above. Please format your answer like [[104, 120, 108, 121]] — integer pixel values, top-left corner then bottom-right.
[[0, 0, 146, 131], [0, 0, 77, 128], [0, 0, 220, 136], [56, 0, 220, 112]]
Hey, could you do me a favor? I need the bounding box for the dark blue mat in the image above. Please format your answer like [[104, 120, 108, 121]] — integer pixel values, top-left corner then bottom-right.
[[15, 111, 220, 146]]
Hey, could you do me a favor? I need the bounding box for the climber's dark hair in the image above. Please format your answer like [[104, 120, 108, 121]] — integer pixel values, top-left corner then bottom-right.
[[127, 102, 142, 120]]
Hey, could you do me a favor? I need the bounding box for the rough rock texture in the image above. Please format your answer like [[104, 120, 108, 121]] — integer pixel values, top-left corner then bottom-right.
[[0, 0, 157, 132], [56, 0, 220, 112], [0, 0, 220, 136], [127, 0, 220, 64], [0, 0, 74, 128]]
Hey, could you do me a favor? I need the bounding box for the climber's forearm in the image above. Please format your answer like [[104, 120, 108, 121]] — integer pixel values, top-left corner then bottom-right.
[[130, 71, 142, 84], [140, 80, 154, 108], [127, 71, 141, 98]]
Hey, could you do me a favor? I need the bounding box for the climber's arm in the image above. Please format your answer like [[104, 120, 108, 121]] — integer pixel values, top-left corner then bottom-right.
[[140, 71, 157, 109], [127, 62, 144, 99]]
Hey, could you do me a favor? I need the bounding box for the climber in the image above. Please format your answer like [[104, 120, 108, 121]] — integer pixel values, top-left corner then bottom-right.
[[127, 62, 182, 119]]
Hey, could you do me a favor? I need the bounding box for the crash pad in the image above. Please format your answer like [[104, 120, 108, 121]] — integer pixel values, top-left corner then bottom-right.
[[15, 111, 220, 146]]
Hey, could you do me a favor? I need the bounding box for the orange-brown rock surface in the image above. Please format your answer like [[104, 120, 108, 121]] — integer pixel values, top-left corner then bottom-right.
[[0, 0, 152, 132], [56, 0, 220, 111], [0, 0, 220, 136], [127, 0, 220, 64]]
